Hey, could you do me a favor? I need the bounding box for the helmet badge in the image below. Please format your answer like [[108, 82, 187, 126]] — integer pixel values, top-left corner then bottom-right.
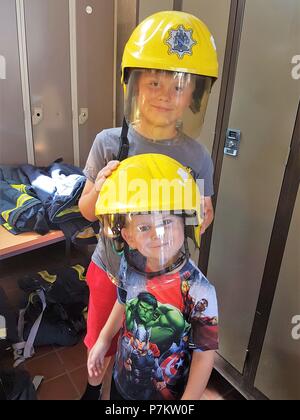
[[165, 25, 197, 59]]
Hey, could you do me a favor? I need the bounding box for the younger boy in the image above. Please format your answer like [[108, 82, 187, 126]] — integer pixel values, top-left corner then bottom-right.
[[88, 154, 219, 400]]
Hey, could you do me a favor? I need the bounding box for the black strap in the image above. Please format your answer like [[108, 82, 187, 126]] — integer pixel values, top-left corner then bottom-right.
[[116, 118, 129, 162]]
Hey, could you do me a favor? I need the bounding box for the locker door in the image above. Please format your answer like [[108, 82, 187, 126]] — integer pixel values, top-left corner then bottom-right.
[[138, 0, 173, 22], [24, 0, 73, 166], [207, 0, 300, 373], [115, 0, 138, 127], [76, 0, 115, 167], [180, 0, 231, 265], [254, 188, 300, 400], [182, 0, 231, 153], [0, 0, 27, 164]]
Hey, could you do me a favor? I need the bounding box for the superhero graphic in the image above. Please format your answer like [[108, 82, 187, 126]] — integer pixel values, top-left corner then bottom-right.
[[126, 292, 187, 354], [189, 299, 218, 350], [181, 275, 195, 319], [115, 259, 219, 400], [117, 321, 165, 400], [157, 331, 192, 399], [119, 292, 191, 399]]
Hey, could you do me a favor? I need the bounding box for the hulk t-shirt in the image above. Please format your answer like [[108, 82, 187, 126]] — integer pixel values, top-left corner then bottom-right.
[[83, 126, 214, 271], [114, 257, 219, 400]]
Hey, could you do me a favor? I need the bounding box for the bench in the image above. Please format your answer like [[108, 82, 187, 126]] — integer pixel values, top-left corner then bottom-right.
[[0, 225, 66, 261]]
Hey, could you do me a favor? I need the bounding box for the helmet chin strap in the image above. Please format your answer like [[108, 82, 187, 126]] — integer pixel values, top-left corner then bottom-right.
[[113, 118, 129, 161], [124, 234, 190, 279]]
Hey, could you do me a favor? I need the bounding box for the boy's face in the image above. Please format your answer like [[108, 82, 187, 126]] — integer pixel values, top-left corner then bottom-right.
[[121, 213, 185, 264], [137, 71, 195, 131]]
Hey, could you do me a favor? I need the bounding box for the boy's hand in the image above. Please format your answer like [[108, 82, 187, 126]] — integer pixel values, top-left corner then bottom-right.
[[94, 160, 120, 193], [201, 197, 214, 234], [87, 337, 111, 378]]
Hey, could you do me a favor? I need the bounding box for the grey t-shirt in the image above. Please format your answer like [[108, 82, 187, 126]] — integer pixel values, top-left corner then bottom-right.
[[83, 125, 214, 269]]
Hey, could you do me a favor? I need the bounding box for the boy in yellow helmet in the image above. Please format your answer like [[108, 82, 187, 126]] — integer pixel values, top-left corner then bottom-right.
[[87, 154, 219, 400], [79, 11, 218, 399]]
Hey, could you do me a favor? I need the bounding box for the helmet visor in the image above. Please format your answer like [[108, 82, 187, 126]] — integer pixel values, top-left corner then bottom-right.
[[99, 211, 201, 288], [124, 69, 212, 141]]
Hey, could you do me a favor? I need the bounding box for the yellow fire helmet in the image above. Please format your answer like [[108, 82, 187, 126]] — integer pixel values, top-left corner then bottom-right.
[[121, 11, 218, 85], [121, 11, 218, 141], [95, 153, 203, 248]]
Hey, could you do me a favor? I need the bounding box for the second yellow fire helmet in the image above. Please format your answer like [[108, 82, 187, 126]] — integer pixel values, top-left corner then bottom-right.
[[121, 10, 219, 85], [95, 153, 203, 247]]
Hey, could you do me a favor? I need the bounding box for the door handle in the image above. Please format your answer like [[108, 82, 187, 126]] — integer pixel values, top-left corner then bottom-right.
[[224, 129, 241, 157], [32, 106, 43, 126], [79, 108, 89, 125]]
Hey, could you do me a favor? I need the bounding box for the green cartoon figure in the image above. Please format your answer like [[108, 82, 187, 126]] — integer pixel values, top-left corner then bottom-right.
[[126, 292, 186, 353]]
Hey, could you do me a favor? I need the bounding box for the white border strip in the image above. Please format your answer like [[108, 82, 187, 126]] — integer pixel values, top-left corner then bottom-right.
[[69, 0, 80, 166], [16, 0, 35, 165]]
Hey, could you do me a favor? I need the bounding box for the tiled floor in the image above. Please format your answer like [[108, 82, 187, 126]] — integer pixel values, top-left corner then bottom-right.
[[1, 341, 245, 400], [0, 243, 245, 400]]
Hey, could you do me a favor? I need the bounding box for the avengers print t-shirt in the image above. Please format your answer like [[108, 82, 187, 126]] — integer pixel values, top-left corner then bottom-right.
[[115, 258, 219, 400]]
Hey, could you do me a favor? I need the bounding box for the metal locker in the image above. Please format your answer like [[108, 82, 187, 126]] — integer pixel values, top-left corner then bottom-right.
[[0, 0, 27, 165], [179, 0, 231, 265], [24, 0, 73, 166], [255, 189, 300, 399], [138, 0, 174, 22], [182, 0, 231, 153], [207, 0, 300, 373], [76, 0, 115, 168], [115, 0, 139, 127]]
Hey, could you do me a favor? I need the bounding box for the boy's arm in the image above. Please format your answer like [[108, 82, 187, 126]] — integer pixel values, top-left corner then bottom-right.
[[87, 300, 124, 378], [101, 300, 124, 340], [79, 161, 119, 222], [181, 350, 215, 400], [201, 197, 214, 234], [78, 179, 99, 222]]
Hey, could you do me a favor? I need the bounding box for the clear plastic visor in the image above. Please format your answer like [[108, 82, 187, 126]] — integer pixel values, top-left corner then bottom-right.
[[99, 212, 199, 288], [124, 69, 212, 141]]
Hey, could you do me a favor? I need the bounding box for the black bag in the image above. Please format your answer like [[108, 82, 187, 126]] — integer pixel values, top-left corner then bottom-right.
[[0, 369, 37, 400], [14, 265, 89, 365]]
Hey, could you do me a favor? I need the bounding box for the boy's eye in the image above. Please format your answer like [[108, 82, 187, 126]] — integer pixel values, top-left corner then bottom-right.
[[137, 225, 151, 232], [162, 219, 173, 226], [149, 81, 160, 87]]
